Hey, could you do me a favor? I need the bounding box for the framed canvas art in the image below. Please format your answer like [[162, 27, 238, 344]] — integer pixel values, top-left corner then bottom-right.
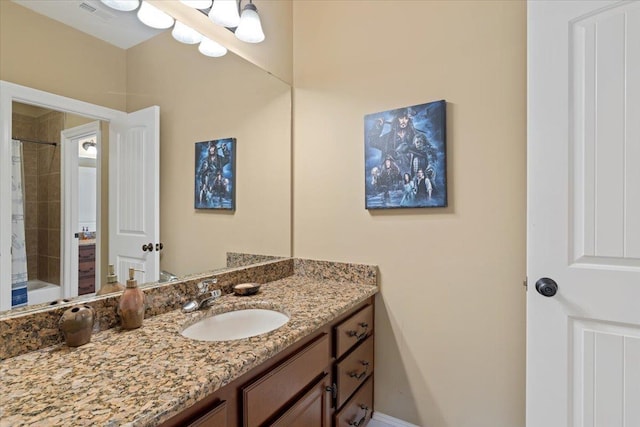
[[194, 138, 236, 210], [364, 100, 447, 209]]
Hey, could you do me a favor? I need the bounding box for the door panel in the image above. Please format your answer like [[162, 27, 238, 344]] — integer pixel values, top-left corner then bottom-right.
[[570, 2, 640, 265], [527, 1, 640, 426], [571, 320, 640, 426]]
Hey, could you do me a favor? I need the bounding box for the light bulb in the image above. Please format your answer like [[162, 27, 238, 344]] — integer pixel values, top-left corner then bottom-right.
[[172, 21, 203, 44], [137, 1, 174, 29], [180, 0, 212, 9], [100, 0, 140, 12], [209, 0, 240, 28], [198, 38, 228, 57], [235, 2, 264, 43]]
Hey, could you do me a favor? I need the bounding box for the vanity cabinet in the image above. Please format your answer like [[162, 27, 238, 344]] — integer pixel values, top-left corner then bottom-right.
[[159, 297, 374, 427], [78, 243, 96, 295]]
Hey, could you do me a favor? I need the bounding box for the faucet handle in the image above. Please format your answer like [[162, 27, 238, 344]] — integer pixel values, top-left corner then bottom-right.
[[197, 278, 218, 295]]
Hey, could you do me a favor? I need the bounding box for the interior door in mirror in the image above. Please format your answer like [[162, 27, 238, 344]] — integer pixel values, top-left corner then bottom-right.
[[109, 106, 160, 284]]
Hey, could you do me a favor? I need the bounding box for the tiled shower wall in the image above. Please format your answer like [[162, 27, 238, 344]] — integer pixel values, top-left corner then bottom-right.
[[12, 111, 63, 286]]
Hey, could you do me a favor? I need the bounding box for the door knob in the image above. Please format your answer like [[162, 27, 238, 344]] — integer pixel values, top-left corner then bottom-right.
[[142, 243, 153, 252], [155, 242, 164, 251], [535, 277, 558, 297]]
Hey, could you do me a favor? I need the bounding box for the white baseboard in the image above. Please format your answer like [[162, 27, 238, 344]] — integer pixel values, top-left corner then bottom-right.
[[372, 411, 421, 427]]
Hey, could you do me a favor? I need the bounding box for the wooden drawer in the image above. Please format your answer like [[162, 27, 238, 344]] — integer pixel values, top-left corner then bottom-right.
[[335, 336, 374, 409], [78, 262, 95, 279], [335, 376, 373, 427], [243, 333, 330, 427], [78, 277, 95, 295], [78, 244, 95, 262], [335, 305, 373, 359], [188, 400, 227, 427]]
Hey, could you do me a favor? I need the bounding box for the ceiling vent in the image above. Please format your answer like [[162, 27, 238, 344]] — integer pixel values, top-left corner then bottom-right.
[[78, 2, 96, 13], [77, 1, 115, 22]]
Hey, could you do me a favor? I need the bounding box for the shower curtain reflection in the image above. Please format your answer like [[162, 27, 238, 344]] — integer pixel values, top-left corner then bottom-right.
[[11, 139, 28, 307]]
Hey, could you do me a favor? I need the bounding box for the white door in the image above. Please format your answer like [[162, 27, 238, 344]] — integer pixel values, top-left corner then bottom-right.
[[527, 1, 640, 426], [109, 106, 160, 284]]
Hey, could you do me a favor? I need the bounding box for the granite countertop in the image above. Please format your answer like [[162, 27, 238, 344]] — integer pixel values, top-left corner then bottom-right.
[[0, 275, 378, 427]]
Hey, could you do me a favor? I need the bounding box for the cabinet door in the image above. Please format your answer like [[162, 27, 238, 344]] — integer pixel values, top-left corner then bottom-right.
[[243, 334, 330, 427], [188, 400, 227, 427], [271, 374, 330, 427]]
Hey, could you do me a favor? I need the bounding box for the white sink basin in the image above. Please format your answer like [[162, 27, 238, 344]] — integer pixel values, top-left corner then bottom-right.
[[181, 309, 289, 342]]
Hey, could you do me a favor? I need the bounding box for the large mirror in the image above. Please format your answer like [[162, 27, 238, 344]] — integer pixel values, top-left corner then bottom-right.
[[0, 0, 291, 313]]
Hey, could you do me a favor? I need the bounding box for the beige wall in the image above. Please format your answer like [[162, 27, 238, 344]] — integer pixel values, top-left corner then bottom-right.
[[0, 1, 127, 111], [292, 1, 526, 426], [126, 32, 292, 277]]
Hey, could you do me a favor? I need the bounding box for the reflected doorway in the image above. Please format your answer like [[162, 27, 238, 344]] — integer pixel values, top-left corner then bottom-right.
[[62, 121, 101, 298], [10, 102, 102, 306]]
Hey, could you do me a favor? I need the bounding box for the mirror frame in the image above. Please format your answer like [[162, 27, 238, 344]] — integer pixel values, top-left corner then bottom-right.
[[0, 80, 129, 311]]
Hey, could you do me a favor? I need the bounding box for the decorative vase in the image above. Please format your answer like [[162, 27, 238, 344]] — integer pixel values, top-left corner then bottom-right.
[[59, 305, 95, 347]]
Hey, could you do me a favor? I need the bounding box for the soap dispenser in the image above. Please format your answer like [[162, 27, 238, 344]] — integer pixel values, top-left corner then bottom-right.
[[96, 265, 125, 296], [118, 268, 145, 330]]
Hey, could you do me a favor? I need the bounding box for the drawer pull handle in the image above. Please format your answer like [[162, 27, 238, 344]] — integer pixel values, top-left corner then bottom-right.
[[347, 322, 369, 341], [348, 361, 370, 381], [348, 405, 370, 426]]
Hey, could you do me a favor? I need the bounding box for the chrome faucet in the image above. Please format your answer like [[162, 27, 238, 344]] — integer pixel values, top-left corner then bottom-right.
[[182, 278, 221, 313]]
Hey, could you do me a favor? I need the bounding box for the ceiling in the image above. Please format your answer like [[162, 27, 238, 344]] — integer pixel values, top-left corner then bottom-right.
[[12, 0, 163, 49]]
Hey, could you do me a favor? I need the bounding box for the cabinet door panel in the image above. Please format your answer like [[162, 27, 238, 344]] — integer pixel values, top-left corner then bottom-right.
[[243, 333, 330, 427], [188, 400, 227, 427], [271, 374, 330, 427]]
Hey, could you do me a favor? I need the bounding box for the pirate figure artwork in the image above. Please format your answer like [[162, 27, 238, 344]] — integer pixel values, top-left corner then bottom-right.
[[194, 138, 236, 210], [364, 100, 447, 209]]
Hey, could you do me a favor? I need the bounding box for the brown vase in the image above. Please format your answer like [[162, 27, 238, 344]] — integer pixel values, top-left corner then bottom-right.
[[59, 305, 95, 347]]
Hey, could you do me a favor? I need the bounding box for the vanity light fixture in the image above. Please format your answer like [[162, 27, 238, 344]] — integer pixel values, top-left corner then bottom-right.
[[198, 37, 228, 57], [180, 0, 213, 9], [137, 1, 175, 29], [172, 21, 203, 44], [234, 0, 264, 43], [100, 0, 140, 12], [82, 140, 97, 155], [208, 0, 240, 28], [104, 0, 265, 60]]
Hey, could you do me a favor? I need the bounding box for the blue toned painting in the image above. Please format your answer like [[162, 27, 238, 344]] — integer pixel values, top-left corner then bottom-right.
[[194, 138, 236, 210], [364, 100, 447, 209]]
